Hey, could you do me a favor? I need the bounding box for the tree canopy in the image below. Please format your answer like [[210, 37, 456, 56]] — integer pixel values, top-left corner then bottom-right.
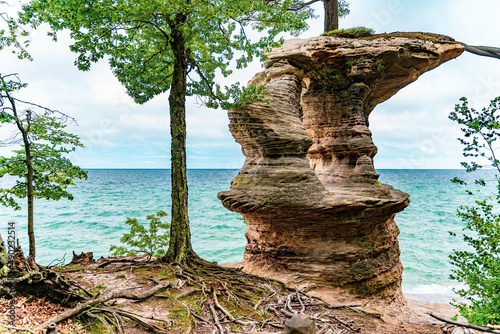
[[1, 2, 30, 59], [23, 0, 314, 106], [22, 0, 315, 263]]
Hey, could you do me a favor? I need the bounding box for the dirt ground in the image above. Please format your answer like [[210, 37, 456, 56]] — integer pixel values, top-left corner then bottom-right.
[[0, 256, 468, 334]]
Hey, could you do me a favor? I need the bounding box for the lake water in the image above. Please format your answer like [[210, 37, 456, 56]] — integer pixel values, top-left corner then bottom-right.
[[0, 168, 495, 301]]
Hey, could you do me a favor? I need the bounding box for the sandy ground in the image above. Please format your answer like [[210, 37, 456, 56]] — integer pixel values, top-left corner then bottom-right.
[[405, 294, 459, 319]]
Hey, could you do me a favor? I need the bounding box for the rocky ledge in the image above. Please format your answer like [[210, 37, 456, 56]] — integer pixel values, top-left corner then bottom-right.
[[218, 33, 464, 299]]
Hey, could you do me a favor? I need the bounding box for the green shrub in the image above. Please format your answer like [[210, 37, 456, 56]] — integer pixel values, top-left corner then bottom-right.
[[449, 97, 500, 326], [109, 211, 170, 261], [323, 27, 374, 38]]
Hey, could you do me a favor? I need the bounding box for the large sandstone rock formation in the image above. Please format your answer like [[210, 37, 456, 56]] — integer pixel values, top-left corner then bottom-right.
[[218, 33, 464, 298]]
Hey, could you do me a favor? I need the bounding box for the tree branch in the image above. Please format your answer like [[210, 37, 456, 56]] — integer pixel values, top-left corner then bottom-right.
[[284, 0, 322, 12], [460, 42, 500, 60], [429, 313, 500, 333]]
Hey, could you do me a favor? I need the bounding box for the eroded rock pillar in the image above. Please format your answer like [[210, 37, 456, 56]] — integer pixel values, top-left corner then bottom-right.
[[218, 34, 464, 298]]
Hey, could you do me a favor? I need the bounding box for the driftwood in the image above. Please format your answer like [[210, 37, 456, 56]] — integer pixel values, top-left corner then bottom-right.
[[429, 312, 500, 334], [68, 251, 95, 265]]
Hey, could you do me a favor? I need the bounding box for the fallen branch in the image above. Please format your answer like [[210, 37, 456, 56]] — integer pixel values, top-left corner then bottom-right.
[[0, 324, 36, 334], [36, 282, 171, 331], [429, 313, 500, 334], [97, 258, 143, 268], [327, 304, 362, 309]]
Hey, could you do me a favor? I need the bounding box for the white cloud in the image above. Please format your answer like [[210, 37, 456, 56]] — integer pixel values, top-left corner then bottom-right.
[[2, 1, 500, 169]]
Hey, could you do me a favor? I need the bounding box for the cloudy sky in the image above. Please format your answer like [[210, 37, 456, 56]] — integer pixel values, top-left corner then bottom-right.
[[1, 0, 500, 169]]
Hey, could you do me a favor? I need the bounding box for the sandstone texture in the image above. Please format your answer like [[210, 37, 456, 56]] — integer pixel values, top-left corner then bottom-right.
[[218, 33, 464, 298]]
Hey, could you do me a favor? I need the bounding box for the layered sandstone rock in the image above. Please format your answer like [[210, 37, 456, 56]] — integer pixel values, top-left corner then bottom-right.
[[218, 33, 464, 298]]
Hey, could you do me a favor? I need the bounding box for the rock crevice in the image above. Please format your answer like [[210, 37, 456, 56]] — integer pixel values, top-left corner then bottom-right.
[[218, 33, 464, 298]]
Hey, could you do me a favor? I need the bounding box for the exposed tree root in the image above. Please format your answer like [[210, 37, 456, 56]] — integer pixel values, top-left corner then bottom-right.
[[0, 246, 86, 306], [97, 258, 144, 268], [2, 254, 435, 333], [163, 262, 363, 334], [36, 281, 172, 332]]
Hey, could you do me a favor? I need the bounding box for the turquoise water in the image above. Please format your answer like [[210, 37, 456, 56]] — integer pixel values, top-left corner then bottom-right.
[[0, 169, 495, 297]]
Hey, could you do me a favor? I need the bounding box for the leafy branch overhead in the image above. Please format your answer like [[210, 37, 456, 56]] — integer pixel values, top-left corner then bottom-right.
[[0, 2, 31, 59], [22, 0, 314, 109], [449, 97, 500, 175]]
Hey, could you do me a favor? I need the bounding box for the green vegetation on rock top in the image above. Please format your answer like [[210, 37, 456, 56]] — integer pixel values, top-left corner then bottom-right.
[[323, 27, 374, 38], [323, 29, 456, 44]]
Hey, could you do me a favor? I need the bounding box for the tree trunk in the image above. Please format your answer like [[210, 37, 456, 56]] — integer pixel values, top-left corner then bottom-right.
[[26, 154, 35, 260], [324, 0, 339, 32], [11, 106, 36, 261], [164, 20, 195, 263]]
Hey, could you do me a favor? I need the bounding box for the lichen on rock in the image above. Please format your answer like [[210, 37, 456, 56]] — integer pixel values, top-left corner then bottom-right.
[[218, 33, 464, 300]]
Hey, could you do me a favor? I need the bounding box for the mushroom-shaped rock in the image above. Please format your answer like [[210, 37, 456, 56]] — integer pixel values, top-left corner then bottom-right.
[[218, 33, 464, 299]]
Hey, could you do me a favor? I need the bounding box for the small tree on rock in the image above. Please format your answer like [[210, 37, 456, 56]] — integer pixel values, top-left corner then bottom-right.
[[0, 73, 87, 264], [282, 0, 350, 32]]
